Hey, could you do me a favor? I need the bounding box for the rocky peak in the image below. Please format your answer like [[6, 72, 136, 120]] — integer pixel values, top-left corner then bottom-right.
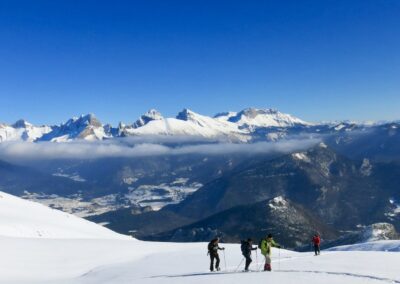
[[133, 109, 163, 128], [12, 119, 33, 128]]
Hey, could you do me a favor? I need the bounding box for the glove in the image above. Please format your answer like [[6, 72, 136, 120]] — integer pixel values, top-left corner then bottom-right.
[[222, 247, 225, 250], [277, 245, 281, 249]]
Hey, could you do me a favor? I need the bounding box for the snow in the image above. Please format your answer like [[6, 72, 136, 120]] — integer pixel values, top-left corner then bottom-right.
[[124, 110, 249, 141], [0, 108, 311, 143], [360, 158, 373, 176], [122, 177, 139, 185], [0, 123, 51, 142], [268, 196, 289, 211], [292, 152, 311, 162], [327, 240, 400, 252], [226, 108, 311, 128], [132, 109, 164, 128], [126, 181, 202, 210], [1, 192, 400, 283], [0, 191, 128, 239], [318, 142, 328, 148], [2, 237, 400, 283], [22, 192, 125, 218], [52, 172, 86, 182], [334, 124, 346, 131], [385, 199, 400, 219]]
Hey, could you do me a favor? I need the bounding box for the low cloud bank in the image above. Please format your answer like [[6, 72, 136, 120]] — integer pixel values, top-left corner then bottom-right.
[[0, 137, 321, 161]]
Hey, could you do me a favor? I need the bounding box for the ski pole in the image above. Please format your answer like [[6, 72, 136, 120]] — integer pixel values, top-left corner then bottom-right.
[[255, 249, 259, 271], [278, 248, 281, 271], [235, 258, 244, 272], [223, 250, 227, 271]]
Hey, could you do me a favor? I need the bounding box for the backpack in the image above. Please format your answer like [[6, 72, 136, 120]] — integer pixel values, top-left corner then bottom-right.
[[240, 240, 247, 254], [207, 241, 213, 253]]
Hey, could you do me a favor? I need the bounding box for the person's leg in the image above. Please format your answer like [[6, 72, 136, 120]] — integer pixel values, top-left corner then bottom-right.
[[264, 255, 271, 271], [245, 255, 252, 271], [314, 245, 318, 255], [210, 254, 215, 271], [215, 254, 220, 271], [318, 245, 321, 255]]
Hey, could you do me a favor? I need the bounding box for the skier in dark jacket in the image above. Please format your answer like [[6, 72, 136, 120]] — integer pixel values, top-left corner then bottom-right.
[[312, 234, 321, 256], [241, 238, 257, 271], [207, 237, 225, 271]]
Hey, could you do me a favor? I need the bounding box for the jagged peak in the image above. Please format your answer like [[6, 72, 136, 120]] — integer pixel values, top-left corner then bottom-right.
[[12, 119, 33, 128], [144, 109, 163, 118], [132, 109, 163, 128], [64, 113, 102, 128], [176, 108, 201, 121]]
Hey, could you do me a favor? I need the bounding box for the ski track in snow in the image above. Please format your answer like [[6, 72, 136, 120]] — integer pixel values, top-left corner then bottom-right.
[[151, 268, 400, 283], [279, 270, 400, 284], [147, 251, 400, 284]]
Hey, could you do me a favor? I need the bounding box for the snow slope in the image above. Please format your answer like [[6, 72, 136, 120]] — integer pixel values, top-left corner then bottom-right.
[[1, 193, 399, 283], [1, 238, 400, 284], [0, 191, 128, 239], [327, 240, 400, 252]]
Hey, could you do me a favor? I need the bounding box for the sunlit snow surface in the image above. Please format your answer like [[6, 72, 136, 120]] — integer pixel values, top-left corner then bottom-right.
[[1, 191, 400, 284], [1, 238, 400, 284]]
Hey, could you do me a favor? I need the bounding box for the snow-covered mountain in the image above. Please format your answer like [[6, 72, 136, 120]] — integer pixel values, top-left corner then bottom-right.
[[0, 108, 311, 142], [39, 113, 110, 142], [0, 120, 51, 142], [1, 108, 399, 144], [124, 108, 248, 141], [131, 109, 164, 128], [219, 108, 311, 128], [0, 191, 128, 239]]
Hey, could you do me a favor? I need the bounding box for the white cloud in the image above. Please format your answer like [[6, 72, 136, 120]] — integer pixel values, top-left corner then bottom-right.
[[0, 137, 320, 161]]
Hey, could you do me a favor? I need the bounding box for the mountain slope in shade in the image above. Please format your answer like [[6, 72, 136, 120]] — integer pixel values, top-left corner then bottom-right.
[[97, 143, 400, 242], [148, 196, 338, 247], [0, 191, 128, 239]]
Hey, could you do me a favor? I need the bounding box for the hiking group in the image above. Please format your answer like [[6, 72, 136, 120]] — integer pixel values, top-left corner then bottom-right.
[[207, 233, 321, 272]]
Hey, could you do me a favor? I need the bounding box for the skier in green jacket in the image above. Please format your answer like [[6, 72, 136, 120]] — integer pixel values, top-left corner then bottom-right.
[[260, 233, 281, 271]]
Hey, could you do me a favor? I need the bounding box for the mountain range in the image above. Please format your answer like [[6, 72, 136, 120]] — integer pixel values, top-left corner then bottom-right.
[[0, 107, 337, 142], [1, 107, 399, 248]]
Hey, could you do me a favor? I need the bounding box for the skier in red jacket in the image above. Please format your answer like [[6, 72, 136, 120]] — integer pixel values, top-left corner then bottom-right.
[[312, 234, 321, 256]]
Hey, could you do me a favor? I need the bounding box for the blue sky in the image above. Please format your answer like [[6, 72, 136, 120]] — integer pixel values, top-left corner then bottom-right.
[[0, 0, 399, 125]]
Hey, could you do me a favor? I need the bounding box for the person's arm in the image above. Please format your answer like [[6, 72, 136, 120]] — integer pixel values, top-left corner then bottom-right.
[[218, 246, 225, 250], [272, 239, 281, 248]]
